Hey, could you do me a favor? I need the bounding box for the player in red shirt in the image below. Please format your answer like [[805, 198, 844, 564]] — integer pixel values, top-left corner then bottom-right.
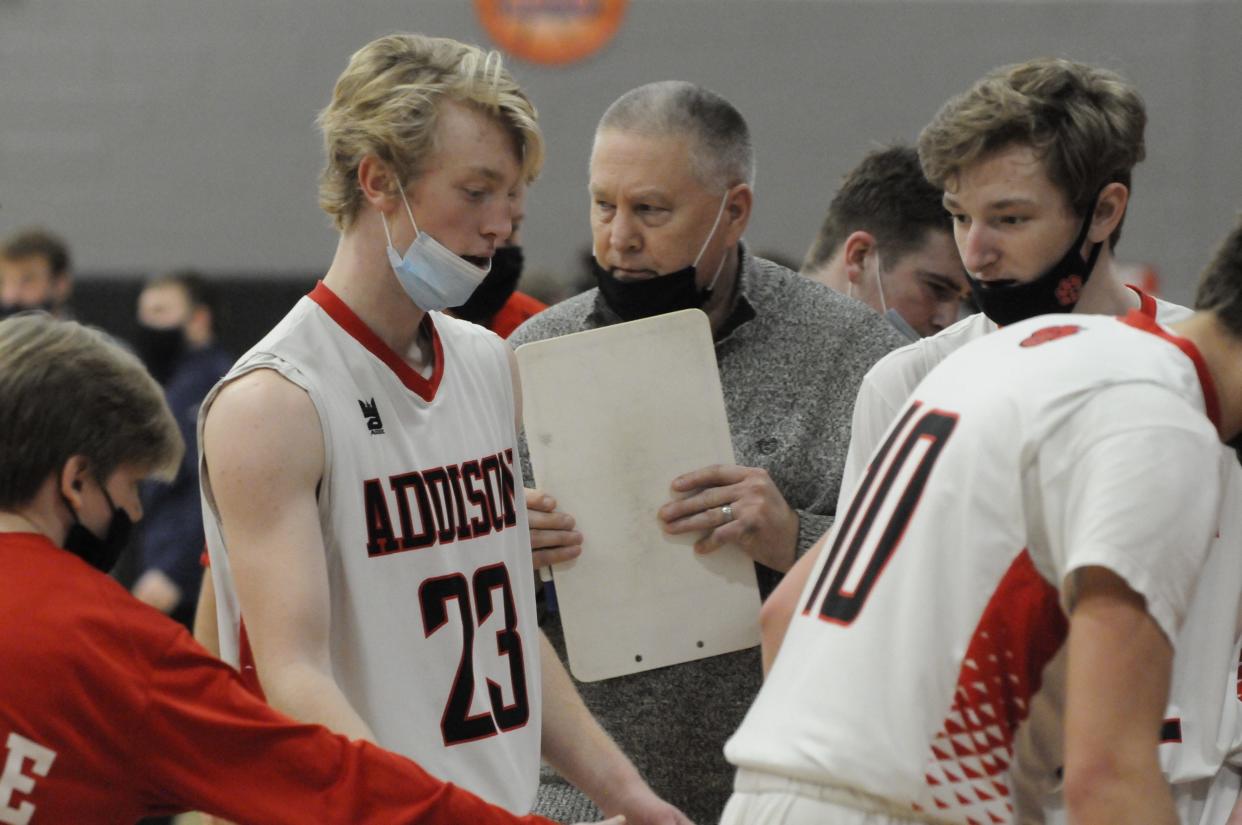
[[0, 313, 612, 825]]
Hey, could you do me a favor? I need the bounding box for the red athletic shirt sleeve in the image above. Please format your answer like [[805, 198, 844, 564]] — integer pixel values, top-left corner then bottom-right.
[[139, 629, 555, 824], [0, 533, 554, 825], [491, 291, 547, 339]]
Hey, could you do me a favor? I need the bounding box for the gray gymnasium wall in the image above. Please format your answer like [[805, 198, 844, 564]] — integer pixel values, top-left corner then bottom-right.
[[2, 0, 1240, 305]]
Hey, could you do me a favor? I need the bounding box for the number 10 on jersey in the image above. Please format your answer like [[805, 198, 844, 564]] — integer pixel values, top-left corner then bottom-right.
[[805, 402, 958, 625]]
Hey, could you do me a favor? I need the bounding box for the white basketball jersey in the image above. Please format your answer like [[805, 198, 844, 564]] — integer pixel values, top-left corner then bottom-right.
[[840, 288, 1191, 502], [726, 311, 1227, 825], [202, 282, 541, 813], [838, 291, 1242, 825]]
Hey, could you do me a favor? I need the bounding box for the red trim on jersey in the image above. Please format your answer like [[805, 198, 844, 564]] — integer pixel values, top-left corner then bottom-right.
[[1119, 309, 1222, 432], [308, 281, 444, 402], [1126, 284, 1158, 318]]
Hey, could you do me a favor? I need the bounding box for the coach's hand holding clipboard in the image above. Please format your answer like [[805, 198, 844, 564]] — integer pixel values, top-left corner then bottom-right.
[[516, 308, 761, 682]]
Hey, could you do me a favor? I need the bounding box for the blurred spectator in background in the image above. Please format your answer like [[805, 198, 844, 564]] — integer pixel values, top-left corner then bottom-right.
[[129, 270, 231, 627], [801, 146, 968, 339], [0, 227, 74, 319]]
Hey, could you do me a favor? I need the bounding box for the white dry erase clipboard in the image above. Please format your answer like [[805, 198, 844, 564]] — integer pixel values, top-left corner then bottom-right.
[[516, 309, 761, 682]]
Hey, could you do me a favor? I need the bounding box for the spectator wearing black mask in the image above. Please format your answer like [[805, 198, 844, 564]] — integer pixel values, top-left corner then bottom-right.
[[130, 270, 231, 626], [0, 227, 73, 319]]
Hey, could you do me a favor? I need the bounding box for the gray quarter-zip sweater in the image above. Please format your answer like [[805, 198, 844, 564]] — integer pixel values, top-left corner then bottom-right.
[[510, 243, 907, 824]]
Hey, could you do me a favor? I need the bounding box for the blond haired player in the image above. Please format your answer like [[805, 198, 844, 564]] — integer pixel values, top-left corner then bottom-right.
[[199, 32, 683, 824]]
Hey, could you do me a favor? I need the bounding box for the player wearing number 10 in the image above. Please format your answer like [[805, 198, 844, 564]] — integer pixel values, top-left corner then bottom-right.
[[200, 33, 680, 822], [722, 218, 1242, 825]]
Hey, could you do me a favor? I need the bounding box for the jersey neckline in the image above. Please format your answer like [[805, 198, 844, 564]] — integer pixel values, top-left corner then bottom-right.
[[1126, 283, 1157, 318], [1120, 309, 1222, 432], [308, 281, 444, 402]]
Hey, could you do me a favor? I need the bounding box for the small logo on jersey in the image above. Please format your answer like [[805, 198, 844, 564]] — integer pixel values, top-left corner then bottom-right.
[[359, 398, 385, 435], [1020, 324, 1082, 348], [1055, 275, 1084, 306]]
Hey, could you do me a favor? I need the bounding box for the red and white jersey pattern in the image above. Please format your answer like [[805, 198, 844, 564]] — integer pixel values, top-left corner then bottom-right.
[[202, 282, 540, 814], [725, 311, 1226, 825], [838, 292, 1242, 825]]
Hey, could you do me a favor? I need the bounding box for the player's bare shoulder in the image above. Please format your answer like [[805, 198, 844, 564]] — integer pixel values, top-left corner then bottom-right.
[[203, 367, 324, 487]]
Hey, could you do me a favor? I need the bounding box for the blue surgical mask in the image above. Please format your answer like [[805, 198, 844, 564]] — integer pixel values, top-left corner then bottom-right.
[[381, 186, 491, 311], [884, 308, 920, 342]]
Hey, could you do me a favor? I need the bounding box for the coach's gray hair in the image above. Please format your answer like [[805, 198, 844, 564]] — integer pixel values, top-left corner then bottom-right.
[[596, 81, 755, 190]]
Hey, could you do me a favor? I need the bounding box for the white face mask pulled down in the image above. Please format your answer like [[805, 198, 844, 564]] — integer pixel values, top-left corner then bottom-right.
[[381, 186, 491, 311], [849, 250, 919, 341]]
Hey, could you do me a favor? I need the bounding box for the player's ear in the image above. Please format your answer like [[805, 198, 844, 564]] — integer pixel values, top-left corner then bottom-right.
[[842, 231, 876, 286], [1088, 183, 1128, 245], [357, 154, 401, 214], [58, 455, 91, 510]]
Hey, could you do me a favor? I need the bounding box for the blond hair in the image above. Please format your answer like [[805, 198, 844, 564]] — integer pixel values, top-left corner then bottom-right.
[[919, 58, 1146, 248], [317, 32, 544, 231], [0, 315, 182, 508]]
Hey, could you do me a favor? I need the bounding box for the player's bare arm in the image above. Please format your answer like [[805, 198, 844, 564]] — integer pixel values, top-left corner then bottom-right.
[[659, 463, 799, 572], [203, 368, 375, 742], [758, 531, 828, 674], [538, 632, 693, 825], [1062, 566, 1177, 825]]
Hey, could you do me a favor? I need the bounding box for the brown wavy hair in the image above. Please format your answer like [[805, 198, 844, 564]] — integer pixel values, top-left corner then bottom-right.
[[919, 58, 1146, 248]]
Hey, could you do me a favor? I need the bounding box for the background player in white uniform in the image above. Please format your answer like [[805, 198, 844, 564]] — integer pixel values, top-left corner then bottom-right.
[[765, 57, 1242, 825], [724, 212, 1242, 824], [199, 32, 684, 825]]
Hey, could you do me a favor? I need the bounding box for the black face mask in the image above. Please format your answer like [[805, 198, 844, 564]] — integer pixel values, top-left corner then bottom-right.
[[61, 481, 133, 573], [592, 258, 716, 322], [968, 199, 1104, 327], [133, 324, 187, 384], [592, 192, 732, 322], [451, 246, 524, 325]]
